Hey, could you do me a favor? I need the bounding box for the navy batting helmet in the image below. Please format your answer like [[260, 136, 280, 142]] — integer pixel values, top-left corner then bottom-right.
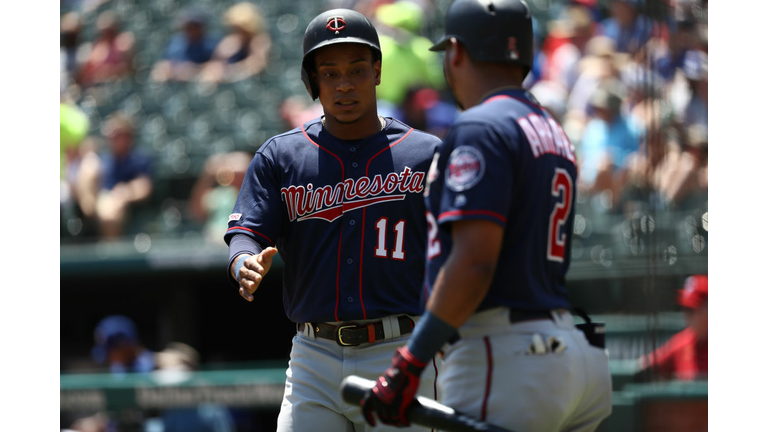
[[430, 0, 534, 72], [301, 9, 382, 100]]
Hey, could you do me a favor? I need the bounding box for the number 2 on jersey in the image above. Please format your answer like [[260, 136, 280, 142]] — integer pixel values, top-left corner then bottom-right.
[[547, 168, 574, 263], [375, 218, 406, 260]]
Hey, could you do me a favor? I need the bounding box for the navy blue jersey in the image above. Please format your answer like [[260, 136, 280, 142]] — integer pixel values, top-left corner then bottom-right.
[[424, 89, 578, 312], [225, 117, 440, 323]]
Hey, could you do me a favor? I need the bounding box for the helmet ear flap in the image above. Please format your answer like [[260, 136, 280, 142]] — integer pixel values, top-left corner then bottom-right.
[[301, 63, 318, 100]]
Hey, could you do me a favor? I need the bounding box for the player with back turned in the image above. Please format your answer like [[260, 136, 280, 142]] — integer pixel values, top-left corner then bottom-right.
[[224, 8, 441, 432], [362, 1, 613, 431]]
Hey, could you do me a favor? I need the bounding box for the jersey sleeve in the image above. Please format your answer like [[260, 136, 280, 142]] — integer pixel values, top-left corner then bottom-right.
[[224, 150, 283, 249], [641, 337, 678, 379], [435, 123, 514, 228]]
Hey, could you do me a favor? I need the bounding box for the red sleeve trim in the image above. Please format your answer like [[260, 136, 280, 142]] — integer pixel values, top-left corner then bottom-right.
[[226, 227, 275, 247]]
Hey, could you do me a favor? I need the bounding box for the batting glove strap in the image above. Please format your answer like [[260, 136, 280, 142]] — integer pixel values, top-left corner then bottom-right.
[[361, 347, 426, 427]]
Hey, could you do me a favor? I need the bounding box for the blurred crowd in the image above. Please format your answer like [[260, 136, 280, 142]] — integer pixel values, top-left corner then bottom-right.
[[64, 315, 238, 432], [525, 0, 708, 218], [60, 0, 708, 261]]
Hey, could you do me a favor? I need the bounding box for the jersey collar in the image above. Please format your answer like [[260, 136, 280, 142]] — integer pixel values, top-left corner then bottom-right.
[[480, 86, 534, 105]]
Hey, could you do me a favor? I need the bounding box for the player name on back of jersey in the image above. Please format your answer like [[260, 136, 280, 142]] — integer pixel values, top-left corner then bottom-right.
[[281, 166, 425, 223], [517, 113, 576, 163]]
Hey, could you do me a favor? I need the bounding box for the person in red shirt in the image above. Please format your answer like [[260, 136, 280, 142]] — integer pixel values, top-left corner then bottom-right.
[[640, 275, 708, 380]]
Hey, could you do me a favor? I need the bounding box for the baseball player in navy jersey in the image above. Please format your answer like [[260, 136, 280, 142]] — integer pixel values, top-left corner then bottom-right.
[[362, 1, 613, 431], [224, 9, 441, 432]]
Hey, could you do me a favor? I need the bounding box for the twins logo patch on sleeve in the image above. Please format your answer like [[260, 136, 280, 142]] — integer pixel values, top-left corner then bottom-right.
[[446, 146, 485, 192]]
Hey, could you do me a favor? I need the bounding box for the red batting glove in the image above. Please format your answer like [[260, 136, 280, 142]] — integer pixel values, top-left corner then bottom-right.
[[361, 346, 427, 427]]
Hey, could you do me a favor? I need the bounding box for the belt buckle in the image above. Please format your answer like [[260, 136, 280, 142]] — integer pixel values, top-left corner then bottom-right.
[[336, 324, 358, 346]]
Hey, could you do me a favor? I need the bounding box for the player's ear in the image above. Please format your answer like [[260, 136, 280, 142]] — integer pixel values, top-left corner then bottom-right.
[[373, 59, 381, 86], [446, 37, 464, 68]]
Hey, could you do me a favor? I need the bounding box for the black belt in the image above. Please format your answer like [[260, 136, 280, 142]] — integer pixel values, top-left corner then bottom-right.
[[298, 315, 415, 347]]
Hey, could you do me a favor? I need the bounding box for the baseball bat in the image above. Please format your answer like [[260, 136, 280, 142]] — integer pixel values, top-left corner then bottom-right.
[[340, 375, 514, 432]]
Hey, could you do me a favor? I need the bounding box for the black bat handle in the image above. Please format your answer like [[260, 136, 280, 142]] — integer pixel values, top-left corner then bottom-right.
[[339, 375, 514, 432]]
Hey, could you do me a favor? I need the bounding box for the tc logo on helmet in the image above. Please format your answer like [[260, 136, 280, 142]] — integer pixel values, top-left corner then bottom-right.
[[326, 16, 346, 34], [508, 37, 519, 60]]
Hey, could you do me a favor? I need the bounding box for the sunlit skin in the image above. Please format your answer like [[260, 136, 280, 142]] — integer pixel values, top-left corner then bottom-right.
[[442, 44, 464, 111], [312, 43, 382, 140]]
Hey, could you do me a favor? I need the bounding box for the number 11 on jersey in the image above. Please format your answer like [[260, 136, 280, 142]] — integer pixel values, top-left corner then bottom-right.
[[375, 218, 406, 260]]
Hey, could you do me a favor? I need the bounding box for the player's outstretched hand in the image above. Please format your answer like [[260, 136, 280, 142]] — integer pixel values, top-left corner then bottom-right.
[[361, 346, 426, 427], [238, 247, 279, 302]]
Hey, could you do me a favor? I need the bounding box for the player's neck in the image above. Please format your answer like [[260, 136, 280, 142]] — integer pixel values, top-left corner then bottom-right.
[[322, 113, 384, 141], [477, 85, 525, 104], [463, 82, 521, 109], [464, 65, 524, 108]]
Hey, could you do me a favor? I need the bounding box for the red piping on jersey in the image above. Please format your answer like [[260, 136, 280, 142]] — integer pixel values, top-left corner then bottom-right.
[[335, 229, 343, 321], [359, 127, 414, 318], [302, 124, 345, 321], [437, 209, 507, 224], [301, 125, 346, 175], [481, 336, 493, 421], [226, 227, 275, 247]]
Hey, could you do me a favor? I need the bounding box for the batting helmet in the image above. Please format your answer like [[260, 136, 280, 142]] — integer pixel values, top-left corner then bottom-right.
[[430, 0, 534, 71], [301, 9, 382, 100]]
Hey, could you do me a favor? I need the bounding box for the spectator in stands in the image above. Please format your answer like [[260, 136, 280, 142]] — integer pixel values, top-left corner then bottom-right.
[[60, 101, 92, 236], [60, 102, 90, 185], [655, 124, 707, 209], [91, 315, 156, 375], [200, 2, 272, 84], [188, 152, 252, 245], [620, 61, 666, 131], [279, 95, 324, 130], [67, 413, 109, 432], [76, 112, 153, 240], [680, 49, 708, 131], [77, 10, 135, 88], [372, 1, 444, 107], [595, 0, 655, 54], [529, 79, 569, 123], [153, 343, 236, 432], [639, 275, 708, 381], [393, 86, 458, 139], [60, 12, 88, 94], [653, 18, 700, 81], [539, 4, 594, 92], [577, 80, 640, 201], [151, 6, 220, 82], [68, 315, 157, 432], [565, 35, 623, 140]]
